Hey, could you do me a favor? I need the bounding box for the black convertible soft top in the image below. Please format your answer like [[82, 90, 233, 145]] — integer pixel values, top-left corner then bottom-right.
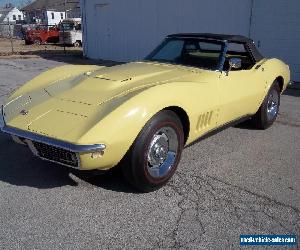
[[168, 33, 252, 43], [167, 33, 264, 62]]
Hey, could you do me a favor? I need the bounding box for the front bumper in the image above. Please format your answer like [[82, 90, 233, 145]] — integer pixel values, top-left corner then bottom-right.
[[1, 125, 106, 169], [59, 36, 74, 45]]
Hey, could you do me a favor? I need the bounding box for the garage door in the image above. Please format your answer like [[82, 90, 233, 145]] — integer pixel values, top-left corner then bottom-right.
[[250, 0, 300, 81], [83, 0, 252, 62]]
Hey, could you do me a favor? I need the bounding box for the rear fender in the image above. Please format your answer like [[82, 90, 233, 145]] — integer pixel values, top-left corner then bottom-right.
[[262, 58, 290, 94]]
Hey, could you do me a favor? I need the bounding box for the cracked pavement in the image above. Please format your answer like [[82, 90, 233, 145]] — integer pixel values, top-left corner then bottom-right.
[[0, 58, 299, 249]]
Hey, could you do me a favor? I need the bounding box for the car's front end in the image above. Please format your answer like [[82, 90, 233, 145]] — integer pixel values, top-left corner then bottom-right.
[[59, 31, 76, 45], [0, 61, 196, 171], [1, 104, 107, 170]]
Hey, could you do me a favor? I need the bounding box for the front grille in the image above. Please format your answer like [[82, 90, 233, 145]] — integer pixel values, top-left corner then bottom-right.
[[32, 141, 78, 167]]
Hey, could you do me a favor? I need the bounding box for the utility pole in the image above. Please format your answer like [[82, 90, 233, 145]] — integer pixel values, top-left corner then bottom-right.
[[65, 0, 67, 18], [8, 20, 14, 54]]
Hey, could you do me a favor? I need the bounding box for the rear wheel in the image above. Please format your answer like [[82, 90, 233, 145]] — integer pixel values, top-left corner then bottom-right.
[[122, 110, 184, 192], [252, 81, 280, 129]]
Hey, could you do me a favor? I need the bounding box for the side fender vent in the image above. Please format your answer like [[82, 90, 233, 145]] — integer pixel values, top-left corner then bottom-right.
[[196, 111, 213, 131]]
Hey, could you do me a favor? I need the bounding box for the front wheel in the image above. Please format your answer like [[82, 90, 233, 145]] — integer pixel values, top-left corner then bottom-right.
[[33, 38, 42, 45], [122, 110, 184, 192], [252, 81, 281, 129]]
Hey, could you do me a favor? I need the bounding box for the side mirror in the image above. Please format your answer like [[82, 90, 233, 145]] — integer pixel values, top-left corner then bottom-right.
[[229, 58, 242, 70]]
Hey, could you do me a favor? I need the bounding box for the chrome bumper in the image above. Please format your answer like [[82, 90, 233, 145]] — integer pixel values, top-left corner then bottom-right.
[[1, 126, 106, 153], [0, 103, 106, 169], [1, 125, 106, 169]]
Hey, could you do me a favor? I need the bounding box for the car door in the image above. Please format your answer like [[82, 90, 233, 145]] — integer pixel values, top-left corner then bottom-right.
[[178, 40, 224, 141], [217, 43, 266, 124]]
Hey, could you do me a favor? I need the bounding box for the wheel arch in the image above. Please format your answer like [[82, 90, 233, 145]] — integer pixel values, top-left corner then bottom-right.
[[163, 106, 190, 145], [263, 58, 290, 93], [275, 76, 284, 93]]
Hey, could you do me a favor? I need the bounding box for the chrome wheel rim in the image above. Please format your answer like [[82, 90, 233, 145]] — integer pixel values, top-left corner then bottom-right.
[[147, 127, 178, 178], [267, 88, 279, 121]]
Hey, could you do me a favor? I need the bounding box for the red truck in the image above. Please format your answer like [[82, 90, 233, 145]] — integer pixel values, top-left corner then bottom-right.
[[25, 26, 59, 45]]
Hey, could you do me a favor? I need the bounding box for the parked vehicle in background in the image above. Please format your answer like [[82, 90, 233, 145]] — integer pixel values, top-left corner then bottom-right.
[[25, 25, 59, 45], [59, 18, 82, 47]]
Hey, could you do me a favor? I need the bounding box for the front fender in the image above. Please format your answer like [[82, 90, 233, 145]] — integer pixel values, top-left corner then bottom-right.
[[77, 82, 193, 170]]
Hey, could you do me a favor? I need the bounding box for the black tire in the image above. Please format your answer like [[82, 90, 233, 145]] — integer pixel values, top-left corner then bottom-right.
[[252, 81, 281, 129], [122, 110, 184, 192], [73, 41, 81, 47], [25, 39, 31, 45]]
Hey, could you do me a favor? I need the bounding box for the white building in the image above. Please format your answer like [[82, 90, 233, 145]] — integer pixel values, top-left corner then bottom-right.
[[22, 0, 80, 26], [45, 10, 65, 26], [0, 5, 24, 23], [81, 0, 300, 81]]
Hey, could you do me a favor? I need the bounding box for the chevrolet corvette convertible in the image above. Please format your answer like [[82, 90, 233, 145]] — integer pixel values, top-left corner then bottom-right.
[[0, 33, 291, 191]]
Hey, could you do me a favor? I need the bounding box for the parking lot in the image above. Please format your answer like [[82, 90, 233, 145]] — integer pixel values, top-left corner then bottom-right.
[[0, 56, 299, 249], [0, 37, 82, 56]]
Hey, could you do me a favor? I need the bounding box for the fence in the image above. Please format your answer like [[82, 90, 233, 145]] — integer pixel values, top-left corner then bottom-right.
[[0, 23, 83, 56], [0, 23, 24, 39]]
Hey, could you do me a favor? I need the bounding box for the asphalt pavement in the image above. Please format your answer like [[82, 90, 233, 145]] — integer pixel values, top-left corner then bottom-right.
[[0, 57, 299, 249]]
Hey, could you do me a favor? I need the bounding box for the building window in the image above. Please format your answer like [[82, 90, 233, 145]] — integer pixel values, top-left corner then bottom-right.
[[51, 12, 54, 19], [60, 13, 64, 19], [18, 15, 22, 20], [13, 15, 16, 20]]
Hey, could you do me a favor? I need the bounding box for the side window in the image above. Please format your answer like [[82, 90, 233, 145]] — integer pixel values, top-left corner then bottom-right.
[[227, 43, 246, 53], [182, 41, 223, 70], [224, 43, 255, 70], [199, 42, 222, 51], [51, 13, 55, 19]]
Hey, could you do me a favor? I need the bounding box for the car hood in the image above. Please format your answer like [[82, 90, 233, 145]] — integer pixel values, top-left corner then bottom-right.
[[3, 62, 196, 141], [44, 61, 193, 105]]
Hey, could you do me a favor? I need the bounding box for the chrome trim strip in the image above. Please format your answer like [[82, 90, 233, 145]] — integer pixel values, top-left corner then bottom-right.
[[1, 126, 106, 153]]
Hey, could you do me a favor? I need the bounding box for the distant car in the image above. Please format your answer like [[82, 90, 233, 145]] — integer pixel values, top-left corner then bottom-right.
[[25, 26, 59, 45], [0, 33, 291, 192], [59, 19, 82, 47]]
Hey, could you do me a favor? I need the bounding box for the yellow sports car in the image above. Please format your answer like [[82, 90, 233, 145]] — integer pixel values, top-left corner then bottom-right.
[[0, 33, 291, 191]]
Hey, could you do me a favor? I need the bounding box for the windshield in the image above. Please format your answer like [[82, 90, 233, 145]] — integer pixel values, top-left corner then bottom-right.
[[145, 38, 225, 70], [60, 22, 74, 31]]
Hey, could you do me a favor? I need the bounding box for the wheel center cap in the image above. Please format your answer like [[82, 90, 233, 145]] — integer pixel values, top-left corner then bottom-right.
[[154, 145, 168, 162], [148, 134, 169, 166]]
